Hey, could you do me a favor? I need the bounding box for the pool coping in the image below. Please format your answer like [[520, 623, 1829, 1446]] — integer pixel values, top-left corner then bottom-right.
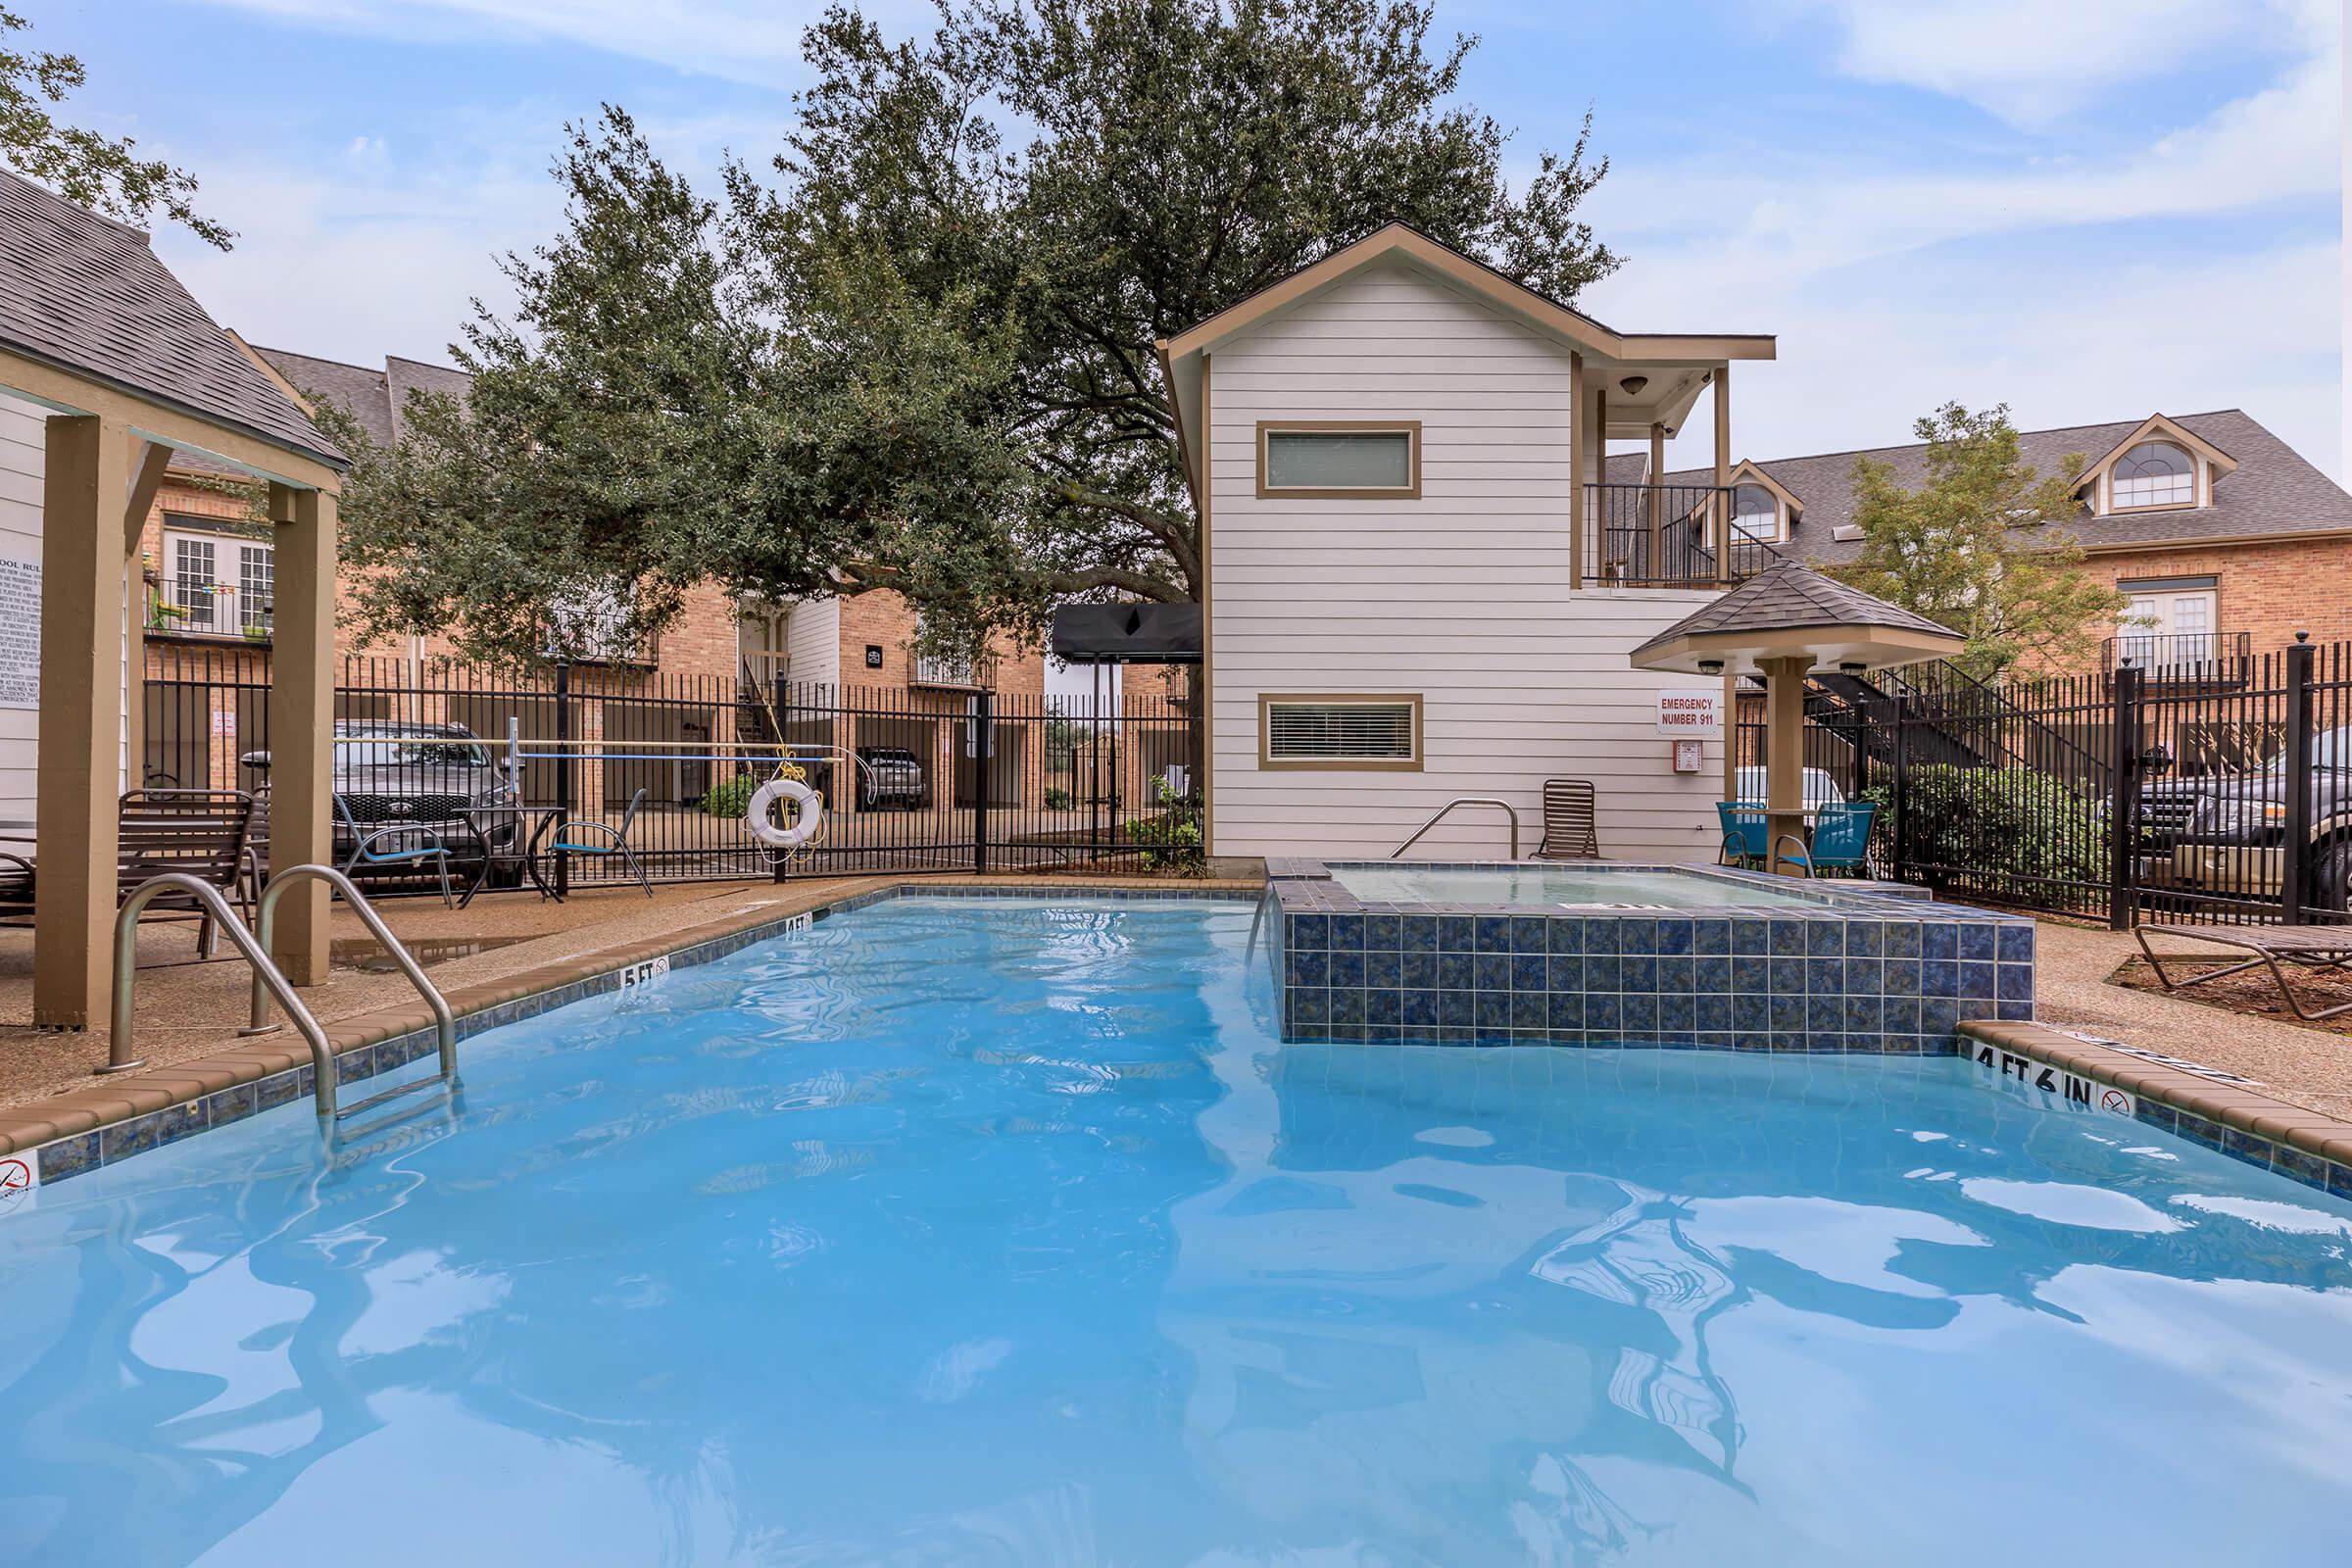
[[1955, 1018, 2352, 1200], [0, 873, 1263, 1190], [1, 876, 2346, 1207]]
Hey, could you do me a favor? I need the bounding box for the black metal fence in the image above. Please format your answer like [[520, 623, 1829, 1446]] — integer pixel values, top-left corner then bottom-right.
[[144, 647, 1200, 893], [1583, 482, 1780, 587], [1737, 638, 2352, 928]]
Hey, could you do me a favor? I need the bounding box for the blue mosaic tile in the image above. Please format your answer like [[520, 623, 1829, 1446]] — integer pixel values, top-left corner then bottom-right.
[[1474, 954, 1511, 991], [1329, 988, 1367, 1026], [1548, 956, 1585, 993], [1957, 962, 1995, 1000], [1696, 992, 1736, 1032], [1438, 952, 1472, 990], [1656, 919, 1695, 956], [1330, 950, 1366, 989], [1365, 990, 1401, 1027], [1845, 921, 1885, 957], [1621, 994, 1658, 1032], [1732, 955, 1769, 994], [1292, 987, 1328, 1026], [1732, 918, 1770, 956], [1401, 989, 1438, 1027], [1401, 915, 1439, 953], [1512, 916, 1550, 953], [37, 1132, 99, 1180], [1806, 921, 1845, 957], [1588, 994, 1622, 1032], [1475, 916, 1512, 954], [1843, 957, 1884, 994], [1440, 915, 1476, 952], [1997, 964, 2034, 1002], [1329, 914, 1364, 951], [1957, 924, 1996, 961], [1364, 951, 1400, 989], [1622, 956, 1658, 991], [1289, 951, 1327, 988], [1512, 992, 1548, 1029], [1401, 952, 1439, 990], [1547, 917, 1584, 954], [1511, 953, 1548, 991], [1693, 918, 1732, 956], [1883, 959, 1922, 998], [1548, 992, 1585, 1031], [1621, 920, 1659, 956], [1585, 920, 1623, 955], [1695, 956, 1732, 993], [1998, 924, 2034, 963], [1441, 989, 1476, 1027], [1476, 992, 1512, 1030], [1364, 914, 1400, 951]]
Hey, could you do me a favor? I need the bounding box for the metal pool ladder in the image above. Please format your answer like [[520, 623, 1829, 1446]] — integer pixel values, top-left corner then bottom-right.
[[108, 863, 458, 1132], [1391, 797, 1521, 859]]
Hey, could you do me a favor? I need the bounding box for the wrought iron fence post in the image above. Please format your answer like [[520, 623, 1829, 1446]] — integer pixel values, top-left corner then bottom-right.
[[972, 688, 994, 874], [2281, 633, 2316, 925], [1889, 690, 1909, 886], [553, 658, 571, 899], [2107, 662, 2142, 931]]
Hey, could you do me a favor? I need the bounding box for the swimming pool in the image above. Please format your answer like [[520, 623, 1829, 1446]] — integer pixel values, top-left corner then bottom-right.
[[3, 896, 2348, 1563]]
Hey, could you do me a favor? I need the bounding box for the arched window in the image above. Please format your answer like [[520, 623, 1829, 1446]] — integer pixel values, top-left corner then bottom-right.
[[2112, 441, 2195, 509], [1732, 483, 1779, 539]]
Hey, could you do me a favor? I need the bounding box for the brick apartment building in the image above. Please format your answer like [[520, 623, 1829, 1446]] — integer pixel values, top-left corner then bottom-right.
[[1644, 409, 2352, 673]]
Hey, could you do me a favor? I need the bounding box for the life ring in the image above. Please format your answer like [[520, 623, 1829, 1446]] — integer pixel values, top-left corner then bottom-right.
[[746, 776, 823, 850]]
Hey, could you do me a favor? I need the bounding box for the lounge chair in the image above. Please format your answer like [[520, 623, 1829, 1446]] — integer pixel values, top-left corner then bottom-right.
[[1772, 800, 1876, 879], [2133, 923, 2352, 1023], [1533, 778, 1601, 860]]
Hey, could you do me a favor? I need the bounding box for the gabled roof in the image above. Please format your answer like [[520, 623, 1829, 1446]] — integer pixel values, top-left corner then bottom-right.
[[251, 345, 471, 450], [1658, 409, 2352, 561], [0, 169, 344, 468], [2069, 412, 2238, 492]]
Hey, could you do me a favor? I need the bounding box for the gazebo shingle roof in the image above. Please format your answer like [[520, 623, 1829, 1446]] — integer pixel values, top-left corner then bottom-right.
[[1632, 561, 1958, 659], [0, 169, 344, 467]]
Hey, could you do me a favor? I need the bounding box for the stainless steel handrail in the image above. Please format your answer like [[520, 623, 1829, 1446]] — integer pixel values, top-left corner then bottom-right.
[[249, 864, 458, 1120], [1390, 797, 1522, 859], [107, 872, 340, 1128]]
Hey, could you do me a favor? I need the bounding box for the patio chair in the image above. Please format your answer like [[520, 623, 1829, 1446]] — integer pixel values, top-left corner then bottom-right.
[[544, 787, 655, 897], [334, 791, 456, 907], [1533, 778, 1601, 860], [2134, 922, 2352, 1023], [1771, 800, 1876, 879], [1716, 802, 1769, 868], [118, 789, 260, 955]]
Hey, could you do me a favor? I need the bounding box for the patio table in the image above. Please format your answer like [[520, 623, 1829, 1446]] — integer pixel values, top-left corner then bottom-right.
[[456, 806, 566, 907]]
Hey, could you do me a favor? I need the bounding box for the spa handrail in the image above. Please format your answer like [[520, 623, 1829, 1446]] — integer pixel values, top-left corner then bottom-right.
[[1390, 798, 1521, 860], [107, 872, 341, 1127]]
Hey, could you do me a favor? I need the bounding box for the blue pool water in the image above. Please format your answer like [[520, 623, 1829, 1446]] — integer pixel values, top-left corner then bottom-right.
[[3, 897, 2350, 1565]]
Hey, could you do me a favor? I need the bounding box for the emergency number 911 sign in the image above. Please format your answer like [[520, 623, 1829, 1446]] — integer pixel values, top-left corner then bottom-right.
[[1654, 689, 1723, 737]]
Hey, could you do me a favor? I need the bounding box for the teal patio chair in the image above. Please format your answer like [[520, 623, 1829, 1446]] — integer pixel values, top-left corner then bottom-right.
[[1773, 800, 1877, 879], [1716, 802, 1769, 868], [545, 787, 656, 898]]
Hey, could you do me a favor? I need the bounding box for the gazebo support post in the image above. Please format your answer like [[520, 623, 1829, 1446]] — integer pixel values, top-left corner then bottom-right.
[[267, 481, 337, 985], [1761, 654, 1811, 874]]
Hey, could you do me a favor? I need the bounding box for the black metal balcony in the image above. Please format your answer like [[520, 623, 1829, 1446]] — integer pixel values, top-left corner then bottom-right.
[[1582, 483, 1781, 589], [2102, 630, 2251, 677]]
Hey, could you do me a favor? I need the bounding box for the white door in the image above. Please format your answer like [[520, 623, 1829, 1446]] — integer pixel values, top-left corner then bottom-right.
[[2118, 589, 2217, 665]]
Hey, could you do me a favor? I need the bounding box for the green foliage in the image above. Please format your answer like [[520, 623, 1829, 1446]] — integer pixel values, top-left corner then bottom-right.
[[1044, 785, 1075, 810], [335, 1, 1621, 663], [0, 6, 229, 247], [702, 773, 761, 820], [1836, 404, 2129, 680], [1125, 776, 1204, 873], [1860, 763, 2105, 893]]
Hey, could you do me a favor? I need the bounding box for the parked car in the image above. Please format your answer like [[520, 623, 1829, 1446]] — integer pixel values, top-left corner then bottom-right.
[[1733, 765, 1846, 809], [2133, 725, 2352, 909], [241, 720, 519, 869], [856, 746, 928, 809]]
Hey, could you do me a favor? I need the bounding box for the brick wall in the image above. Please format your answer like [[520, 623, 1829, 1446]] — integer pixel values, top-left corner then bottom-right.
[[2085, 537, 2352, 660]]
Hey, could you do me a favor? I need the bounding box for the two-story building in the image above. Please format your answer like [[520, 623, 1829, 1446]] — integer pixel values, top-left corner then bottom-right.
[[1157, 223, 1778, 862], [1642, 409, 2352, 673]]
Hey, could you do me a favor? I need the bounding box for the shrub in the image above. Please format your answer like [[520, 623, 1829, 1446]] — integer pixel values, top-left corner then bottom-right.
[[1125, 777, 1204, 874], [1045, 786, 1075, 810], [702, 773, 760, 820], [1860, 763, 2105, 894]]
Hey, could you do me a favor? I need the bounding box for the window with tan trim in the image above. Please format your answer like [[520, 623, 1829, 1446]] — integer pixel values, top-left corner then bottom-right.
[[1731, 483, 1782, 541], [2110, 441, 2196, 510], [1255, 421, 1420, 499], [1259, 694, 1422, 769]]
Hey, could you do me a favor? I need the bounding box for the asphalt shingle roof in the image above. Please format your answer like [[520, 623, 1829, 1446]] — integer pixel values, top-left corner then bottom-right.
[[252, 347, 472, 451], [1632, 561, 1959, 659], [0, 169, 344, 467], [1656, 409, 2352, 563]]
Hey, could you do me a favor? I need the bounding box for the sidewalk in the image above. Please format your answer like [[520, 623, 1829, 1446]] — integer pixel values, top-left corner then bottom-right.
[[2031, 919, 2352, 1122]]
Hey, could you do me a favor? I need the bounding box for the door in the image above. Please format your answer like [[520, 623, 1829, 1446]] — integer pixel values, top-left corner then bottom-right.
[[2119, 588, 2218, 666]]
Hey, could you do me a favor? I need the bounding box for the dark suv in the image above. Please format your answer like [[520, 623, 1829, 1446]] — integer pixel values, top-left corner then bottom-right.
[[2135, 725, 2352, 909], [243, 721, 519, 868]]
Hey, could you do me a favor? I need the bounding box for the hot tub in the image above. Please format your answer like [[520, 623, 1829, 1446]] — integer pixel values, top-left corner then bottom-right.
[[1263, 858, 2033, 1053]]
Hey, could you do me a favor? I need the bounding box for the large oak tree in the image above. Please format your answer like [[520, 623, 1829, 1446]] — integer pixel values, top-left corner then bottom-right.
[[341, 0, 1622, 664]]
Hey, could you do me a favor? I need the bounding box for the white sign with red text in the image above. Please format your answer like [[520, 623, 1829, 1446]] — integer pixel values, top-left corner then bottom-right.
[[1655, 689, 1723, 738]]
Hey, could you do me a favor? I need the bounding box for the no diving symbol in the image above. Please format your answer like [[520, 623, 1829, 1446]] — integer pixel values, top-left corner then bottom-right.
[[2100, 1089, 2132, 1114], [0, 1154, 34, 1212]]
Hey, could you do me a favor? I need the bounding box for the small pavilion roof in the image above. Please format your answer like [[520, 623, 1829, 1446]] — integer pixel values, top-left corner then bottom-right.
[[1630, 561, 1962, 675]]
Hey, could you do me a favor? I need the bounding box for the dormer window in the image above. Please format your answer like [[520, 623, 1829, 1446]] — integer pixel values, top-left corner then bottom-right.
[[2112, 441, 2195, 510], [1731, 483, 1781, 541]]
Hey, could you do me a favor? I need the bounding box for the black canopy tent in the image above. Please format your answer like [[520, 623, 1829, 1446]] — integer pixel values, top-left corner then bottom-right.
[[1050, 603, 1203, 665]]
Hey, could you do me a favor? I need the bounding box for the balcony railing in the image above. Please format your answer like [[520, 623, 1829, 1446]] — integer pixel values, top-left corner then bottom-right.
[[2103, 630, 2252, 675], [150, 587, 270, 640], [912, 652, 990, 689], [1581, 483, 1781, 589]]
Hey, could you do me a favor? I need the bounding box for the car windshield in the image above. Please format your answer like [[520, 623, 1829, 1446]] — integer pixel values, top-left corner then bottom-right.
[[339, 736, 490, 769]]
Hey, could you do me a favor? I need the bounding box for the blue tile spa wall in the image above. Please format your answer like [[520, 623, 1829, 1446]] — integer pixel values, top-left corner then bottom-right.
[[1272, 883, 2034, 1052]]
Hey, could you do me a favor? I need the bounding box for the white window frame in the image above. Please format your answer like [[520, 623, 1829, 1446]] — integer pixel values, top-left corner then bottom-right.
[[162, 525, 273, 637], [2116, 584, 2221, 664], [2108, 441, 2199, 513], [1255, 421, 1422, 500], [1258, 694, 1423, 771], [1730, 482, 1784, 542]]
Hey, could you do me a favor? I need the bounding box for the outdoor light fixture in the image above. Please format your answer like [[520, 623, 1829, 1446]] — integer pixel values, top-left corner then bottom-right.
[[1619, 375, 1649, 395], [1696, 659, 1726, 675]]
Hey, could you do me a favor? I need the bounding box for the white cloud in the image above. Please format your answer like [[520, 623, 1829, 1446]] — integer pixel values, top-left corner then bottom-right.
[[1750, 0, 2318, 127], [186, 0, 924, 87]]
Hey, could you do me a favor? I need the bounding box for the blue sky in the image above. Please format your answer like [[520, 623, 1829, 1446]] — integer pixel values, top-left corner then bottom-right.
[[25, 0, 2346, 475]]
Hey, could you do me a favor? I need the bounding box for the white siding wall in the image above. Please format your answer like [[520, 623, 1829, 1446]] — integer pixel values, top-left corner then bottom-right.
[[0, 394, 43, 821], [784, 599, 842, 685], [1206, 262, 1725, 862]]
